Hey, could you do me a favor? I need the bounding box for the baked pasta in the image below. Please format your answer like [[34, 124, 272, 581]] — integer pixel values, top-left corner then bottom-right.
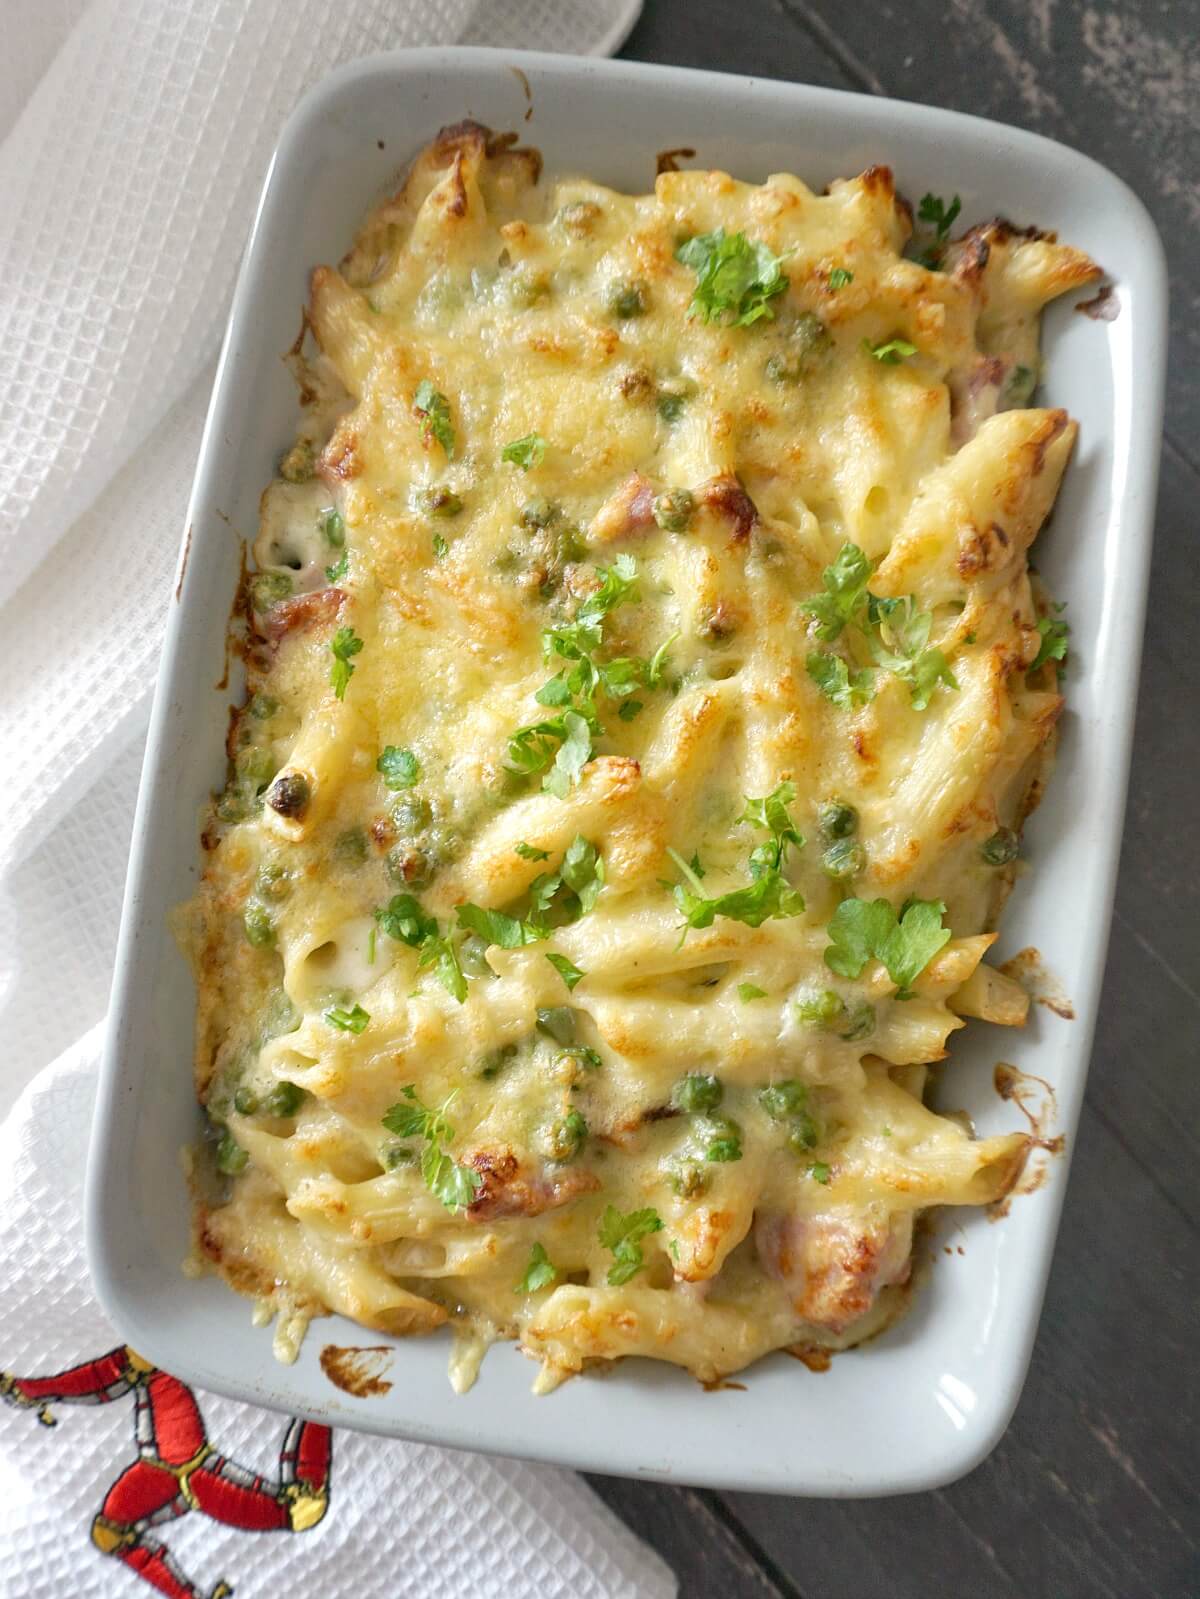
[[180, 122, 1098, 1391]]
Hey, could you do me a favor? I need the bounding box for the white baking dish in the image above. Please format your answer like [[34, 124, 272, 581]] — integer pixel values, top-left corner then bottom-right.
[[86, 47, 1167, 1496]]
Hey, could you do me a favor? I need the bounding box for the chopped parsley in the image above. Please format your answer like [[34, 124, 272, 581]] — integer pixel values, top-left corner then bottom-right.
[[675, 228, 789, 326], [864, 336, 918, 364], [824, 896, 952, 998], [802, 543, 957, 710], [738, 983, 767, 1002], [668, 781, 806, 935], [456, 903, 538, 950], [598, 1204, 663, 1286], [412, 380, 455, 457], [515, 841, 551, 861], [806, 651, 874, 708], [329, 626, 363, 700], [325, 551, 349, 584], [374, 894, 467, 1003], [432, 532, 449, 560], [809, 1161, 832, 1184], [381, 1087, 481, 1210], [918, 191, 962, 239], [501, 432, 547, 470], [515, 1242, 558, 1293], [545, 951, 585, 991], [828, 267, 854, 290], [1031, 614, 1070, 672], [458, 835, 605, 951], [376, 746, 421, 790], [324, 1002, 370, 1034]]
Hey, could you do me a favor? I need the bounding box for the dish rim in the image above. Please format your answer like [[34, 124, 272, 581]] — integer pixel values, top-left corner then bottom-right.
[[85, 45, 1167, 1497]]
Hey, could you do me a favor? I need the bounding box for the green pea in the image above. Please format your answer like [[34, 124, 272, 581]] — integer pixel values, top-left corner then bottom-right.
[[415, 487, 464, 518], [787, 1113, 820, 1153], [556, 523, 589, 565], [838, 1001, 876, 1042], [459, 934, 494, 977], [818, 800, 858, 840], [279, 439, 314, 483], [255, 862, 290, 902], [263, 1081, 305, 1118], [794, 989, 843, 1026], [320, 508, 345, 547], [249, 571, 293, 612], [759, 1080, 808, 1121], [822, 839, 866, 880], [1005, 364, 1037, 406], [536, 1007, 576, 1046], [608, 280, 647, 319], [384, 1142, 417, 1169], [670, 1073, 723, 1114], [653, 489, 695, 533], [333, 826, 368, 864], [699, 1114, 743, 1163], [386, 845, 430, 889], [216, 1134, 249, 1175], [479, 1043, 519, 1080], [248, 693, 279, 721], [520, 497, 560, 529], [981, 827, 1019, 866], [668, 1158, 709, 1198], [540, 1109, 587, 1162], [216, 788, 250, 824], [232, 1086, 259, 1116], [391, 794, 433, 835], [657, 391, 686, 422], [242, 901, 275, 949], [765, 312, 830, 383], [266, 770, 310, 819], [508, 269, 551, 309], [235, 746, 277, 794]]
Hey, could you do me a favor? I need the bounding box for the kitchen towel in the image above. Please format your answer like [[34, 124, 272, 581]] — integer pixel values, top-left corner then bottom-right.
[[0, 3, 680, 1596], [0, 1032, 676, 1599]]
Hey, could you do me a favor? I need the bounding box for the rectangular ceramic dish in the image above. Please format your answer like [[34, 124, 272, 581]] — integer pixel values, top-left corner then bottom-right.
[[86, 47, 1166, 1496]]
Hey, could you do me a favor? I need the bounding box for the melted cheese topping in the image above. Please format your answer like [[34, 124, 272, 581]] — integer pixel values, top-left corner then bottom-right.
[[181, 123, 1098, 1390]]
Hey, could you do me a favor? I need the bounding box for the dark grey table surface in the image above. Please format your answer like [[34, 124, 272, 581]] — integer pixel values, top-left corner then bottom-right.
[[580, 4, 1200, 1595]]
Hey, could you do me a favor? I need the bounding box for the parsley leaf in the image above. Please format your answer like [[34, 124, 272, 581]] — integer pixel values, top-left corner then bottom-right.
[[738, 983, 767, 1002], [376, 746, 421, 790], [675, 229, 789, 327], [918, 191, 962, 239], [325, 551, 349, 583], [382, 1087, 482, 1211], [324, 1003, 369, 1033], [579, 552, 640, 623], [669, 846, 805, 932], [557, 1044, 602, 1072], [559, 834, 606, 914], [374, 895, 468, 1004], [456, 903, 538, 949], [413, 380, 455, 457], [867, 593, 958, 708], [864, 337, 918, 364], [801, 542, 873, 641], [432, 532, 449, 560], [809, 1161, 831, 1184], [329, 626, 363, 700], [515, 841, 551, 861], [807, 651, 875, 707], [501, 432, 547, 470], [598, 1204, 663, 1286], [828, 267, 854, 290], [738, 780, 804, 854], [545, 951, 585, 991], [543, 709, 592, 799], [824, 896, 951, 997], [1031, 615, 1070, 672], [515, 1242, 558, 1293]]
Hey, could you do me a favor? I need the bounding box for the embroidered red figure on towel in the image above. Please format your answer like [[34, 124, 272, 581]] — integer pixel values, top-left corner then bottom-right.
[[1, 1346, 332, 1599]]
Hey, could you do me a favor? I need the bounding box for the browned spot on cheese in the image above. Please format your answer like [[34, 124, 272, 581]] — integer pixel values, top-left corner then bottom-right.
[[860, 164, 894, 198], [1076, 283, 1119, 321], [785, 1346, 832, 1373], [319, 1344, 394, 1398], [999, 946, 1075, 1018], [656, 147, 696, 175]]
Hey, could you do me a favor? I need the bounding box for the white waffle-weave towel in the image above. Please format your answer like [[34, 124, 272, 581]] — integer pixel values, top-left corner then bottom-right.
[[0, 1032, 676, 1599], [0, 3, 680, 1595]]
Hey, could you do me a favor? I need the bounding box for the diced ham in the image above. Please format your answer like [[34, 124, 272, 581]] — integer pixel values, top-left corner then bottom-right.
[[259, 586, 344, 644], [754, 1208, 913, 1334], [465, 1148, 600, 1221]]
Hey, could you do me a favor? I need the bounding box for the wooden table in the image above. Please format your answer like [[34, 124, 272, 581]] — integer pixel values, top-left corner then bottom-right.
[[585, 4, 1200, 1593]]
